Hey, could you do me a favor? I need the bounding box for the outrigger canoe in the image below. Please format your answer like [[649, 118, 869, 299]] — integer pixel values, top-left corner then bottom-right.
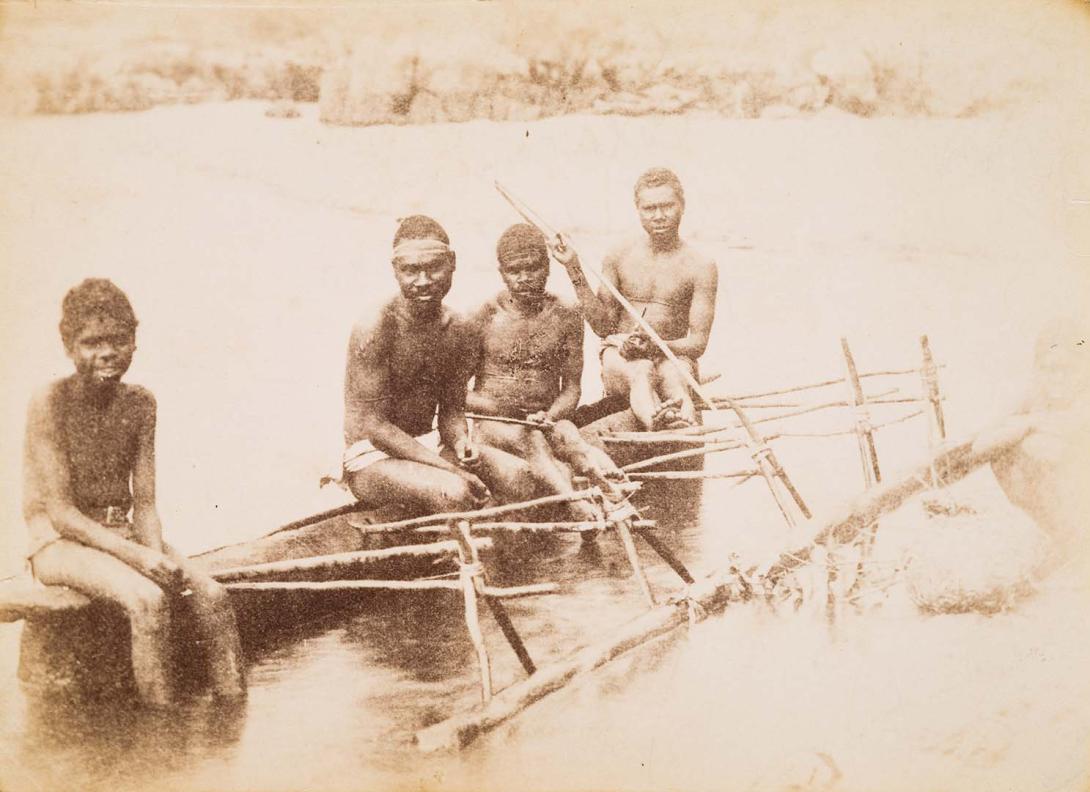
[[2, 405, 690, 697]]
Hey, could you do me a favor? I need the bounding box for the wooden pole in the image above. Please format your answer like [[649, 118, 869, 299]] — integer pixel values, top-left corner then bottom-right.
[[840, 338, 882, 485], [354, 489, 608, 534], [416, 418, 1032, 753], [449, 520, 493, 702], [621, 441, 745, 472], [631, 526, 695, 584], [413, 519, 656, 535], [211, 538, 493, 583], [627, 470, 758, 482], [466, 413, 555, 429], [415, 572, 734, 753], [494, 181, 810, 525], [224, 579, 463, 592], [451, 520, 538, 677], [920, 335, 947, 441], [919, 335, 948, 485], [839, 338, 882, 606], [615, 518, 656, 607]]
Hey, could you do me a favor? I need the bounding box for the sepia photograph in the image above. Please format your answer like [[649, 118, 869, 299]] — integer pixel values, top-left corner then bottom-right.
[[0, 0, 1088, 790]]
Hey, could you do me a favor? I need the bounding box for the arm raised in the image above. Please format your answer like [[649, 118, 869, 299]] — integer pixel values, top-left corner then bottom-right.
[[550, 236, 621, 338]]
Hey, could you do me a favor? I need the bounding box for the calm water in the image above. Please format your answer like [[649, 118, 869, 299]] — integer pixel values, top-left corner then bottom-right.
[[2, 104, 1088, 791], [1, 482, 710, 791]]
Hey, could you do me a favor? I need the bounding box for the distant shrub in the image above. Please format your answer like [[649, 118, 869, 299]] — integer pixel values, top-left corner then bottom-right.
[[0, 0, 1072, 123]]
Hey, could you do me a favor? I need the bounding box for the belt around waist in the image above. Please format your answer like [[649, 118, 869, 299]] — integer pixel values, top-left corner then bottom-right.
[[81, 505, 132, 526]]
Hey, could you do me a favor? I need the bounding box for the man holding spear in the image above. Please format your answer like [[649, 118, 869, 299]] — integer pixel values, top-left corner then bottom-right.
[[551, 168, 719, 430]]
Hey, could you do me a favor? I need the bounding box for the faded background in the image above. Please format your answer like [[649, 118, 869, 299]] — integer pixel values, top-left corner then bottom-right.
[[1, 1, 1088, 790]]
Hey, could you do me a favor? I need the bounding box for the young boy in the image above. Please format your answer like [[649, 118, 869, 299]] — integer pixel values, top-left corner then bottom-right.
[[341, 215, 491, 515], [23, 279, 244, 707], [551, 168, 718, 430], [467, 224, 626, 519]]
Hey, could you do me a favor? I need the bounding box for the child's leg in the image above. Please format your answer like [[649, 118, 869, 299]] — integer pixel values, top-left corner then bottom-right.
[[602, 347, 658, 430], [654, 356, 698, 425], [168, 549, 245, 700], [31, 539, 174, 706]]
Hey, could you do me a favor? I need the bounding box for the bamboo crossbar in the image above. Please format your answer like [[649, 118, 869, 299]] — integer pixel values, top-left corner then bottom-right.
[[413, 519, 656, 535], [722, 366, 939, 402], [225, 579, 464, 592], [621, 442, 746, 471], [627, 470, 760, 481], [211, 538, 496, 583], [223, 579, 559, 597], [352, 489, 607, 533]]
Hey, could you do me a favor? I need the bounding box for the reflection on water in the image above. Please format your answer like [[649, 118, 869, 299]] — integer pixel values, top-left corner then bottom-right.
[[6, 472, 1089, 792], [3, 484, 709, 791]]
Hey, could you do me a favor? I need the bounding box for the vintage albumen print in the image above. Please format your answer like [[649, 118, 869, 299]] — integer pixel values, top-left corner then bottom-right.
[[0, 1, 1088, 790]]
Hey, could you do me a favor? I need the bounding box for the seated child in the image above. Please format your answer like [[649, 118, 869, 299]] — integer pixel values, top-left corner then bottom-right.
[[23, 279, 244, 706]]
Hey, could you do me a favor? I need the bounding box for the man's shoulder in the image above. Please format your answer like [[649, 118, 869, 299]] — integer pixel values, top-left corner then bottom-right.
[[446, 305, 483, 342], [466, 294, 501, 325], [120, 383, 157, 411], [680, 239, 717, 272], [28, 379, 65, 410], [605, 236, 646, 263], [348, 297, 400, 348], [545, 293, 581, 321]]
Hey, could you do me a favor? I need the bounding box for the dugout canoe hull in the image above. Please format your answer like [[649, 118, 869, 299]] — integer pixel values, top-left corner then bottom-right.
[[10, 510, 485, 696], [8, 417, 701, 698]]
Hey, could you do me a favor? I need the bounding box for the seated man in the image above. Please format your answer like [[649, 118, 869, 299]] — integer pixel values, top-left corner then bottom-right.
[[989, 316, 1090, 574], [24, 279, 244, 707], [341, 215, 490, 516], [467, 224, 626, 522], [552, 167, 718, 430]]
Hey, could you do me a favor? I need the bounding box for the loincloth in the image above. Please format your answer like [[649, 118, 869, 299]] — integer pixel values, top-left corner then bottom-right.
[[28, 506, 134, 567], [341, 429, 442, 474]]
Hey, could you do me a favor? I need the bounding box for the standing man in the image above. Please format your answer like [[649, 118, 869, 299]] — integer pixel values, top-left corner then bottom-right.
[[342, 215, 490, 515], [551, 168, 718, 430]]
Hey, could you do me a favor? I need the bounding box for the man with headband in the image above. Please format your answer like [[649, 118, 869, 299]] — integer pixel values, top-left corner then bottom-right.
[[467, 223, 626, 520], [552, 168, 718, 430], [342, 215, 490, 515]]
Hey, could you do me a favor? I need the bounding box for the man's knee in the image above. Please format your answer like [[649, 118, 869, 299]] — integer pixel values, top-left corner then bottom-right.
[[126, 580, 170, 627], [183, 569, 231, 610], [625, 358, 655, 383]]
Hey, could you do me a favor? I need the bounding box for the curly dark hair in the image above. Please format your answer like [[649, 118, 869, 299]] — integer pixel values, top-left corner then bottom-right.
[[633, 167, 685, 206], [59, 278, 138, 349], [393, 215, 450, 247]]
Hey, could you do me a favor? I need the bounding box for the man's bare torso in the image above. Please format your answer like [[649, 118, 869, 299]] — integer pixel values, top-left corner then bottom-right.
[[472, 292, 581, 416], [606, 237, 714, 341], [344, 297, 477, 443]]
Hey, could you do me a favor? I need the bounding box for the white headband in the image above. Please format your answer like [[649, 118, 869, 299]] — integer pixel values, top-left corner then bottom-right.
[[392, 238, 452, 264]]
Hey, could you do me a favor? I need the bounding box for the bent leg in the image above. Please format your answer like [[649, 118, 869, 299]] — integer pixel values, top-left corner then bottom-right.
[[602, 348, 657, 430], [548, 420, 626, 492], [31, 539, 174, 707], [345, 458, 476, 516], [655, 355, 698, 425], [168, 548, 245, 700]]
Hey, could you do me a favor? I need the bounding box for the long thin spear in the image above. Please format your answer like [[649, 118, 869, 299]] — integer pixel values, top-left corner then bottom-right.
[[494, 181, 811, 523]]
